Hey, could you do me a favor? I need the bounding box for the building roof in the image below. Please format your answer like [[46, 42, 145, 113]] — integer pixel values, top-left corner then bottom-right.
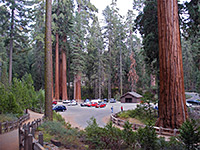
[[121, 92, 143, 99]]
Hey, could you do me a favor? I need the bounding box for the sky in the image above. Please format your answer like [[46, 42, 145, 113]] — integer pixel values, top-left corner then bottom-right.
[[90, 0, 133, 22], [90, 0, 190, 23]]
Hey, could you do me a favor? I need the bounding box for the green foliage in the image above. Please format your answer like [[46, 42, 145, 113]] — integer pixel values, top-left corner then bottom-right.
[[40, 121, 83, 149], [0, 113, 17, 122], [136, 125, 158, 150], [122, 121, 137, 149], [0, 74, 44, 115], [118, 104, 158, 125], [179, 119, 200, 150], [53, 111, 67, 126]]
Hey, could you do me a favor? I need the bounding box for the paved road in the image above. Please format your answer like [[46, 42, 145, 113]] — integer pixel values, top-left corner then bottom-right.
[[185, 92, 200, 100], [59, 102, 138, 129]]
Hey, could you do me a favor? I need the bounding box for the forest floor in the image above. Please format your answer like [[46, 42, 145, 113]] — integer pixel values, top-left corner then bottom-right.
[[0, 110, 43, 150]]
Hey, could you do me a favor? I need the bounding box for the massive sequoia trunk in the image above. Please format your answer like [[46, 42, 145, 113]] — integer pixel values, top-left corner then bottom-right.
[[45, 0, 53, 120], [55, 33, 59, 100], [156, 0, 187, 128]]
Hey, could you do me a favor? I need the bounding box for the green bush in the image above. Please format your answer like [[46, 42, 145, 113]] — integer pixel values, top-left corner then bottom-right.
[[136, 125, 158, 150], [40, 121, 82, 148], [122, 121, 137, 149], [179, 119, 200, 150], [0, 113, 18, 122]]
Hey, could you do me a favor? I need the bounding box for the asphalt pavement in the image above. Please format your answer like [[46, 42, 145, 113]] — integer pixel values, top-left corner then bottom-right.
[[59, 102, 138, 129]]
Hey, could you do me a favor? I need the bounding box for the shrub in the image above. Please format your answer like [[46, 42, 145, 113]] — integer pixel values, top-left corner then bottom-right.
[[136, 125, 158, 150], [179, 119, 200, 150], [122, 121, 137, 149], [0, 113, 18, 122]]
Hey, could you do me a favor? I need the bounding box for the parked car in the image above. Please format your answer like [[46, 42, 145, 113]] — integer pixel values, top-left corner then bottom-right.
[[52, 100, 57, 105], [85, 102, 92, 107], [63, 100, 71, 104], [186, 99, 200, 105], [91, 102, 98, 107], [96, 102, 106, 108], [80, 101, 90, 107], [84, 99, 90, 103], [53, 105, 67, 112], [104, 98, 108, 102], [68, 100, 77, 106], [186, 102, 192, 107], [110, 98, 116, 103]]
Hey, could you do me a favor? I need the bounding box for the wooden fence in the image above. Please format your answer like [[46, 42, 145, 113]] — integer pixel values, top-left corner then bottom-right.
[[19, 117, 45, 150], [0, 113, 30, 134], [110, 113, 179, 136]]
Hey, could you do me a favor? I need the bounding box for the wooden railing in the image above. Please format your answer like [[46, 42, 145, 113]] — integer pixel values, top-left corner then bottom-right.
[[19, 117, 45, 150], [0, 113, 30, 134], [110, 113, 179, 136]]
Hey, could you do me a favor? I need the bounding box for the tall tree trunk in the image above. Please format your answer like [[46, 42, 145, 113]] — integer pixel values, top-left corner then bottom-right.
[[9, 8, 14, 85], [108, 37, 112, 99], [119, 41, 123, 96], [61, 49, 68, 100], [75, 72, 81, 102], [45, 0, 53, 120], [156, 0, 187, 128], [74, 76, 77, 100], [55, 33, 59, 100], [98, 48, 102, 99], [59, 57, 62, 99], [95, 79, 98, 99]]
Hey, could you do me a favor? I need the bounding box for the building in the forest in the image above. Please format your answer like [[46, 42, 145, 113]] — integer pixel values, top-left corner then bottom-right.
[[120, 92, 143, 103]]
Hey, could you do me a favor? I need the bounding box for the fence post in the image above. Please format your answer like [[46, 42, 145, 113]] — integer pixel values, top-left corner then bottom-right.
[[173, 129, 177, 136], [38, 132, 43, 146], [0, 122, 2, 134], [18, 125, 21, 150], [31, 126, 35, 138], [28, 134, 33, 150], [159, 127, 162, 135], [24, 128, 28, 150]]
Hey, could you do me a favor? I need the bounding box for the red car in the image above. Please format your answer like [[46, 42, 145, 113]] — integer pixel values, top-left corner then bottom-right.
[[96, 103, 106, 108], [52, 101, 57, 105], [86, 102, 92, 107], [91, 102, 98, 107]]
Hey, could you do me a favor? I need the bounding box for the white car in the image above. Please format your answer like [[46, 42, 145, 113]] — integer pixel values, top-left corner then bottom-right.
[[67, 100, 77, 106], [63, 100, 71, 104]]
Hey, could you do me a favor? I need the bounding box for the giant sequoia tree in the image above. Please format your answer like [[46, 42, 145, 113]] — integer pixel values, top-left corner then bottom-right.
[[156, 0, 188, 128]]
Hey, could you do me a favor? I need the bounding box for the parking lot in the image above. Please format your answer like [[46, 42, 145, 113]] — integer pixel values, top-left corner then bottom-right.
[[58, 101, 138, 129]]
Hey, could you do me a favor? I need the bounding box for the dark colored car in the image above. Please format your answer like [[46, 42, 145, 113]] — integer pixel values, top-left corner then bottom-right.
[[52, 101, 57, 105], [96, 103, 106, 108], [186, 99, 200, 105], [53, 105, 67, 112], [104, 98, 108, 102], [110, 98, 116, 103]]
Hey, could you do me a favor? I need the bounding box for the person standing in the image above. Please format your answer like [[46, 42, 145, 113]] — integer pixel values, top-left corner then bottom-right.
[[111, 106, 113, 113], [121, 106, 123, 112]]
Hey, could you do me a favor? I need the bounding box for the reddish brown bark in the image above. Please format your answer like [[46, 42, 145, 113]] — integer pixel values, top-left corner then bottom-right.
[[74, 72, 81, 102], [156, 0, 188, 128], [61, 49, 68, 100], [59, 56, 62, 99], [55, 33, 59, 100]]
